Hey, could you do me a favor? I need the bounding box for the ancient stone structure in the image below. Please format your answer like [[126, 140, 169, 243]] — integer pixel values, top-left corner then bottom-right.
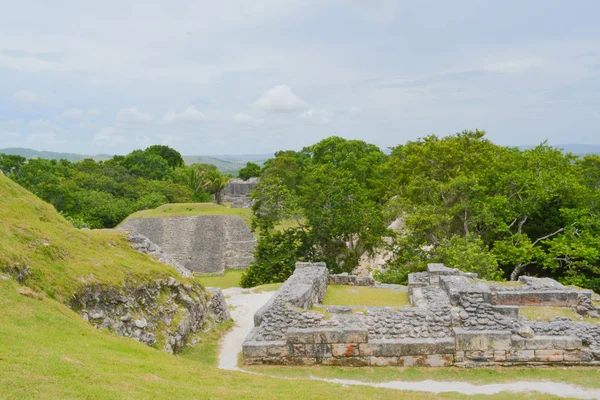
[[120, 215, 256, 275], [72, 278, 230, 354], [222, 177, 258, 208], [243, 262, 600, 366]]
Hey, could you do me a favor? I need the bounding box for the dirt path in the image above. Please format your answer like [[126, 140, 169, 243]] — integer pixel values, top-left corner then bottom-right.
[[218, 288, 600, 399], [218, 287, 274, 370]]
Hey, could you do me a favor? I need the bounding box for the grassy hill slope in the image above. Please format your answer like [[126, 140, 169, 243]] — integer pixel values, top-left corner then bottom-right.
[[0, 277, 415, 400], [0, 174, 185, 302]]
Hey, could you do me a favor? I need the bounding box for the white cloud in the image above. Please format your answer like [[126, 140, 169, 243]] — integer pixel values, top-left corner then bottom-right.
[[28, 119, 60, 131], [116, 108, 154, 124], [26, 132, 56, 142], [299, 108, 331, 124], [0, 131, 21, 139], [233, 112, 264, 127], [162, 105, 205, 124], [93, 128, 126, 147], [349, 106, 362, 115], [254, 85, 308, 113], [12, 90, 41, 103], [62, 108, 102, 120], [482, 58, 544, 74]]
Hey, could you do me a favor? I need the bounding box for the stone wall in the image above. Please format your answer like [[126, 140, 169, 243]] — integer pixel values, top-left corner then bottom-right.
[[243, 262, 600, 367], [119, 215, 256, 275], [71, 278, 230, 354], [222, 178, 258, 208]]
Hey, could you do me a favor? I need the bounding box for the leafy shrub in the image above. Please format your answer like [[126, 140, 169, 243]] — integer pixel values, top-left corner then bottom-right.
[[240, 228, 312, 288]]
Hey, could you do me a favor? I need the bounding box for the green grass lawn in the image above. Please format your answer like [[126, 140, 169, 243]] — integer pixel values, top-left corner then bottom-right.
[[322, 285, 411, 307], [0, 278, 427, 400], [520, 306, 600, 324], [244, 363, 600, 390], [196, 270, 244, 289]]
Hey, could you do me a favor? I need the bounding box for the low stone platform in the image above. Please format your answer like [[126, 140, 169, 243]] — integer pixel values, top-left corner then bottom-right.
[[243, 262, 600, 367]]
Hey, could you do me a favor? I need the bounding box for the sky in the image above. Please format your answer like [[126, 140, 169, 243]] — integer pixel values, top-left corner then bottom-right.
[[0, 0, 599, 156]]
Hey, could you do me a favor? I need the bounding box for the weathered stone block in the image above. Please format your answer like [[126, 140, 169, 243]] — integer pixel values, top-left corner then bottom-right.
[[492, 305, 519, 319], [563, 350, 586, 362], [492, 290, 580, 307], [323, 357, 369, 367], [524, 336, 582, 351], [465, 351, 494, 361], [361, 338, 455, 357], [332, 343, 359, 357], [506, 350, 535, 362], [494, 351, 507, 362], [286, 327, 368, 344], [369, 356, 400, 366], [306, 343, 332, 358], [454, 328, 512, 351], [534, 350, 564, 362], [425, 354, 454, 367]]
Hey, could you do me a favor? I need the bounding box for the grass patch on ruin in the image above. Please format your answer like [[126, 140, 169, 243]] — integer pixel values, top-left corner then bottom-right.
[[322, 285, 410, 307], [484, 280, 526, 287], [520, 306, 600, 324], [125, 202, 254, 226], [243, 364, 600, 391], [0, 175, 185, 302], [195, 270, 244, 289], [252, 282, 283, 292]]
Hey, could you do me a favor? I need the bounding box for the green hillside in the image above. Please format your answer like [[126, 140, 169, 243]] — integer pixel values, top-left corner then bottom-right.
[[0, 173, 182, 301]]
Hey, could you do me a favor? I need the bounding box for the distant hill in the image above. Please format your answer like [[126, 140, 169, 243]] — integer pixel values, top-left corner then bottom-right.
[[0, 147, 112, 162], [0, 147, 272, 174]]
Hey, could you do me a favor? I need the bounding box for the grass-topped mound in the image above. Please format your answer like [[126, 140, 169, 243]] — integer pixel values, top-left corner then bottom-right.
[[0, 174, 185, 302], [125, 203, 254, 226]]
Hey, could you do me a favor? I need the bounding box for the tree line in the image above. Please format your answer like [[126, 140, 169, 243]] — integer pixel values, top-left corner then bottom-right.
[[0, 145, 234, 229], [242, 132, 600, 292]]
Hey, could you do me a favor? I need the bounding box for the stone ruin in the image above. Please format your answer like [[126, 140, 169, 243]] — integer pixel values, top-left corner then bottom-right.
[[222, 177, 258, 208], [242, 262, 600, 366], [119, 215, 256, 275]]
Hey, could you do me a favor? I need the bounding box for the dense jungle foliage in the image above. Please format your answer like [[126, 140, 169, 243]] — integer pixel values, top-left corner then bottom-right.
[[0, 145, 230, 228], [242, 131, 600, 292]]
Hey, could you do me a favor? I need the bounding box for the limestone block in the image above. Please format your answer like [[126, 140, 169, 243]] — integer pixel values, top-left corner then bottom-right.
[[492, 290, 580, 307], [425, 354, 454, 367], [494, 351, 507, 362], [534, 350, 564, 362], [492, 305, 519, 319], [360, 337, 455, 357], [286, 327, 368, 344], [322, 357, 369, 367], [243, 340, 287, 358], [306, 343, 332, 358], [465, 351, 494, 362], [369, 356, 400, 366], [563, 350, 587, 362], [427, 263, 459, 284], [332, 343, 360, 357], [454, 328, 512, 351], [524, 336, 582, 351], [506, 350, 535, 362]]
